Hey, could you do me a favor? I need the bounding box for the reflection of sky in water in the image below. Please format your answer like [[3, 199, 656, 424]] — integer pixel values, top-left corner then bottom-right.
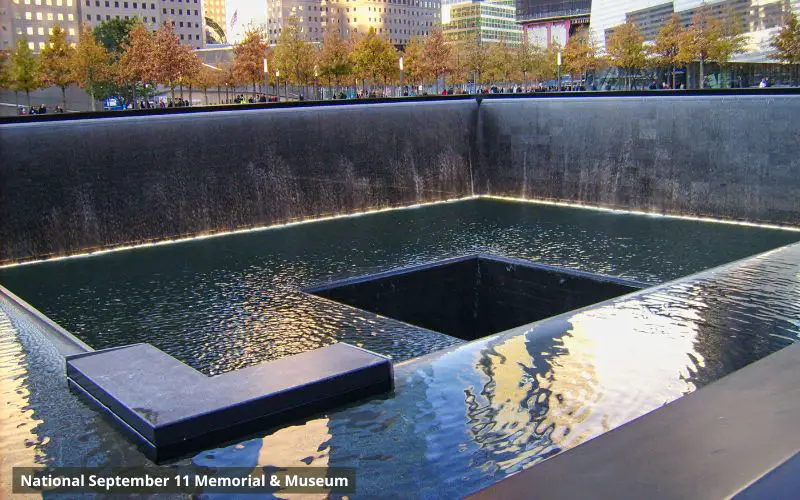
[[0, 201, 799, 498]]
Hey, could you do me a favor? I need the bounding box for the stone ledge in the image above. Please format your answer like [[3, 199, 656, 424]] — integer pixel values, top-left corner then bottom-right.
[[66, 342, 393, 462]]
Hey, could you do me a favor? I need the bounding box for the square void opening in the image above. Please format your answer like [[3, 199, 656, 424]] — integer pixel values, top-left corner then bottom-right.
[[306, 255, 646, 341]]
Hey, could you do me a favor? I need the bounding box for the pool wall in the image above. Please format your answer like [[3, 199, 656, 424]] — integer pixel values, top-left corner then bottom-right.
[[0, 101, 475, 263], [477, 95, 800, 224], [2, 93, 799, 264]]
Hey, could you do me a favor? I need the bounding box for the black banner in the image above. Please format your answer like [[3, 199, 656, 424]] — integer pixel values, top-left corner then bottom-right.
[[12, 467, 356, 494]]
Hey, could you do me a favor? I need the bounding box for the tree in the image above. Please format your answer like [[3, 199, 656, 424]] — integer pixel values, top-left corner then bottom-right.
[[72, 23, 110, 111], [0, 50, 10, 91], [233, 25, 267, 96], [116, 23, 155, 108], [191, 64, 219, 105], [90, 18, 140, 105], [152, 22, 199, 102], [93, 17, 140, 54], [423, 26, 452, 92], [652, 14, 684, 89], [218, 61, 239, 103], [39, 25, 76, 108], [465, 36, 491, 85], [707, 5, 746, 87], [182, 50, 203, 104], [318, 29, 353, 89], [448, 41, 470, 88], [350, 27, 398, 91], [402, 37, 427, 89], [676, 7, 744, 88], [563, 32, 600, 86], [205, 16, 227, 44], [606, 21, 646, 89], [540, 43, 560, 83], [273, 17, 315, 89], [515, 37, 541, 88], [486, 41, 515, 84], [9, 39, 40, 107], [773, 12, 800, 81], [773, 12, 800, 64]]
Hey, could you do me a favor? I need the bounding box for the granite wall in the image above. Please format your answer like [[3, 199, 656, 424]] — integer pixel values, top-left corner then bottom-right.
[[0, 101, 475, 263], [2, 94, 799, 264], [476, 95, 800, 224]]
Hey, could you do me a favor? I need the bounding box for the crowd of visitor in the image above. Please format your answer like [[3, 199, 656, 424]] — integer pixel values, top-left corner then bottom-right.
[[233, 94, 279, 104], [17, 104, 65, 115]]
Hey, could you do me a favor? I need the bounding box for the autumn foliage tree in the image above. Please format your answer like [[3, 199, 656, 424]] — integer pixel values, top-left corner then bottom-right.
[[464, 36, 490, 84], [677, 6, 744, 88], [116, 23, 155, 107], [448, 41, 470, 89], [606, 21, 646, 89], [423, 26, 451, 91], [150, 22, 201, 102], [39, 25, 76, 108], [773, 12, 800, 75], [562, 32, 600, 85], [350, 27, 398, 89], [273, 17, 315, 88], [487, 41, 515, 84], [72, 23, 110, 110], [652, 14, 684, 88], [9, 39, 40, 107], [191, 64, 219, 104], [233, 26, 267, 96], [515, 37, 541, 87], [318, 29, 353, 89], [0, 50, 10, 90], [217, 61, 239, 103], [402, 37, 427, 88]]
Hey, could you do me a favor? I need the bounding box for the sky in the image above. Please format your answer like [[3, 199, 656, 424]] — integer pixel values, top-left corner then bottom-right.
[[225, 0, 267, 43]]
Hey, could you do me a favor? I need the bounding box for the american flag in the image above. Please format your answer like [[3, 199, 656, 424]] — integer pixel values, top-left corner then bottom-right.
[[230, 10, 238, 29]]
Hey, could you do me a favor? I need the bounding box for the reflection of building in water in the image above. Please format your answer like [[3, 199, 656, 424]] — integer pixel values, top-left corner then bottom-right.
[[465, 298, 703, 471], [0, 309, 41, 484]]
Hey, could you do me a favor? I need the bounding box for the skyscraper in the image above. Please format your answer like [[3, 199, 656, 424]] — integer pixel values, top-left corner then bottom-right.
[[266, 0, 440, 46], [0, 0, 206, 52], [1, 0, 80, 51]]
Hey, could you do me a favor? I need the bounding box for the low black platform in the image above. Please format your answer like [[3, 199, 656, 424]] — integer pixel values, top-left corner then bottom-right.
[[66, 342, 393, 462]]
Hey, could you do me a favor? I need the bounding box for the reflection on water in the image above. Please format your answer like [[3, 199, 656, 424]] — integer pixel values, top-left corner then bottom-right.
[[0, 199, 797, 375], [0, 200, 799, 498], [0, 307, 40, 496], [189, 243, 800, 498]]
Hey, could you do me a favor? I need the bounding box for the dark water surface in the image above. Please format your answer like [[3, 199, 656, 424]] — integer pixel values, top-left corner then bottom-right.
[[1, 198, 799, 498], [1, 198, 797, 375]]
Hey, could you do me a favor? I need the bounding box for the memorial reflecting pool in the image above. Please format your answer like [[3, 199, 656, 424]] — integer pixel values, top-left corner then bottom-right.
[[1, 198, 799, 496]]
